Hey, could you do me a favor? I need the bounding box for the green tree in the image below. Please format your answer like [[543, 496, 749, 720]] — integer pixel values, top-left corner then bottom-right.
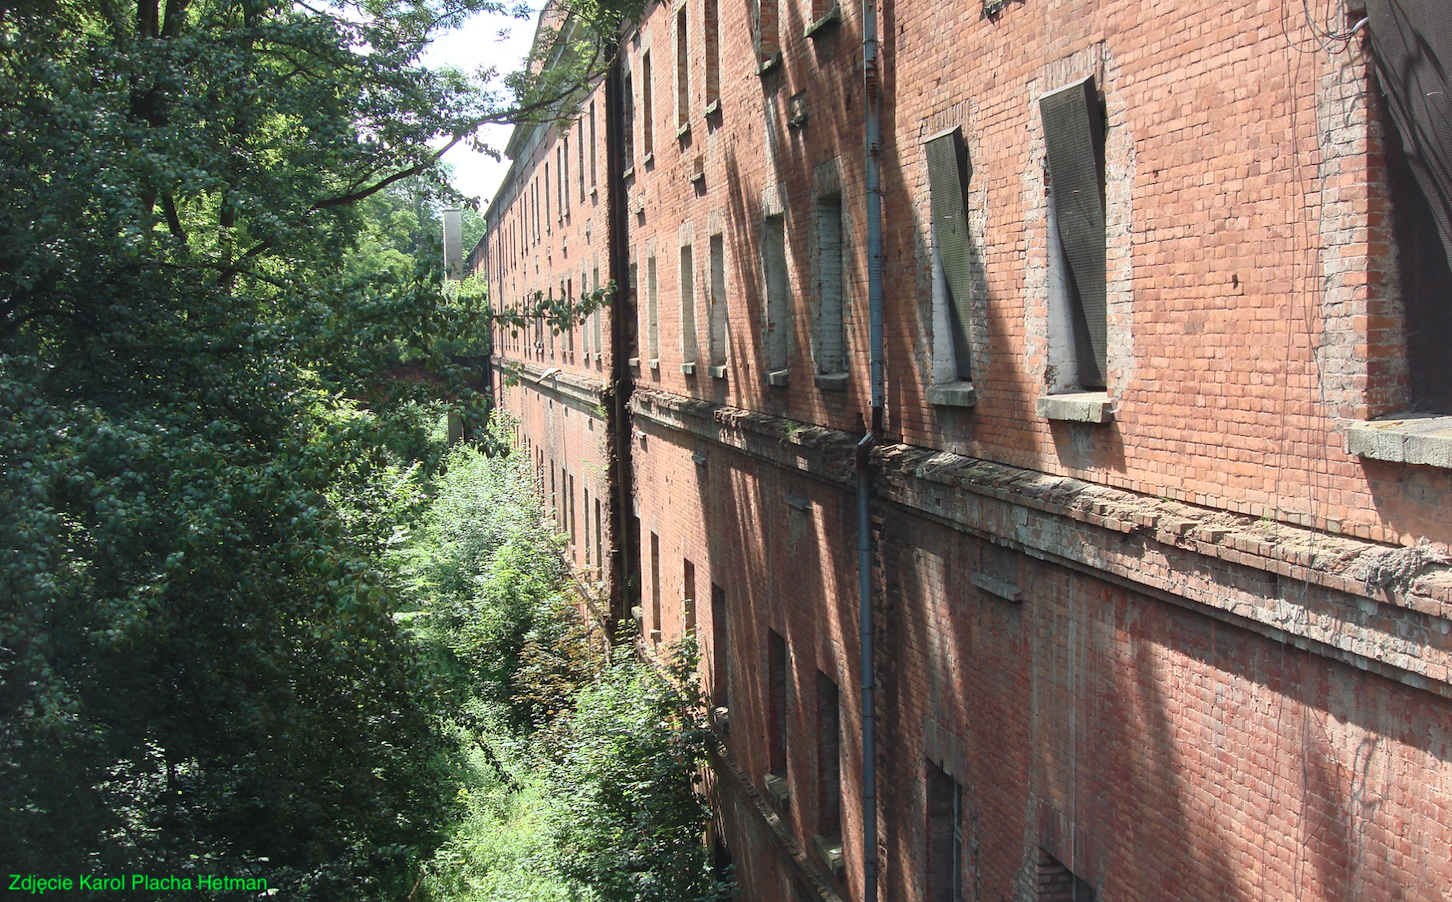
[[0, 0, 611, 897]]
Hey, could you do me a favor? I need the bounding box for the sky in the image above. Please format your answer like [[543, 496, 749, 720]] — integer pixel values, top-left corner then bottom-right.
[[422, 6, 542, 207]]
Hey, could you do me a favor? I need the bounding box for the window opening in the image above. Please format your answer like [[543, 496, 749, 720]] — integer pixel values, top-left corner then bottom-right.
[[711, 583, 729, 707], [926, 761, 962, 902], [815, 193, 846, 376], [763, 214, 791, 376], [681, 244, 699, 365], [768, 629, 788, 777], [709, 234, 729, 367], [677, 9, 690, 128], [704, 0, 720, 107], [683, 558, 696, 635], [1040, 76, 1108, 390], [925, 126, 974, 384]]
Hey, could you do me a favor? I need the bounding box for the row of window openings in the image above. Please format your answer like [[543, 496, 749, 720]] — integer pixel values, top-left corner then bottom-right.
[[506, 76, 1108, 396], [627, 201, 844, 383], [525, 439, 605, 575], [503, 268, 606, 363], [620, 0, 844, 174]]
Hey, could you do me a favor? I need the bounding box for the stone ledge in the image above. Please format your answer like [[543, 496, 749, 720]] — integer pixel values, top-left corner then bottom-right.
[[1345, 414, 1452, 468], [766, 369, 790, 387], [815, 371, 849, 391], [628, 387, 1452, 695], [1037, 391, 1113, 424], [970, 572, 1022, 602], [927, 381, 977, 408]]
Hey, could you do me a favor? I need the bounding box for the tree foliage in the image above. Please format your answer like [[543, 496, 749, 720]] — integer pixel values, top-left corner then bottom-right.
[[401, 436, 726, 902], [0, 0, 610, 896]]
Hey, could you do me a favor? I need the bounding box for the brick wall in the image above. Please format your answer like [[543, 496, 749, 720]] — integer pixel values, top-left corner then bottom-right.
[[479, 0, 1452, 899]]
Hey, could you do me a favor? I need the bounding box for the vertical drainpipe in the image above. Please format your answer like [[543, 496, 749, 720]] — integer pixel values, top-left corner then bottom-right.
[[858, 0, 884, 897], [604, 40, 639, 634]]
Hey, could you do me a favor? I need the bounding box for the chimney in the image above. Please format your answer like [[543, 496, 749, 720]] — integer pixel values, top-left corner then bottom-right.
[[442, 208, 464, 281]]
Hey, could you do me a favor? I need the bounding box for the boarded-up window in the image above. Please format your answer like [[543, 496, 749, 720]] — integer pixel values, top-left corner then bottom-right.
[[926, 762, 961, 902], [681, 244, 699, 364], [1040, 76, 1108, 390], [764, 214, 791, 374], [815, 194, 846, 375], [709, 234, 729, 367], [704, 0, 720, 106], [1370, 0, 1452, 412], [676, 9, 690, 128], [642, 51, 654, 156], [621, 68, 635, 168], [647, 255, 660, 359], [925, 126, 974, 383]]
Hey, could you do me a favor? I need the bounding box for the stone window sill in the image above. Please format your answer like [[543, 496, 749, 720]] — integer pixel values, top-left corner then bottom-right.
[[642, 151, 654, 167], [763, 772, 788, 805], [757, 53, 781, 76], [970, 572, 1021, 602], [708, 364, 728, 379], [648, 357, 661, 372], [704, 98, 721, 116], [680, 361, 696, 375], [628, 356, 641, 370], [622, 165, 634, 180], [812, 833, 844, 876], [1345, 413, 1452, 468], [766, 369, 790, 387], [927, 381, 976, 408], [676, 122, 690, 139], [804, 4, 840, 37], [815, 371, 849, 391], [1036, 391, 1113, 424]]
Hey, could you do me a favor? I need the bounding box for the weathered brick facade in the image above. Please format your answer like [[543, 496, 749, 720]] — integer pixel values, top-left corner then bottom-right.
[[478, 0, 1452, 899]]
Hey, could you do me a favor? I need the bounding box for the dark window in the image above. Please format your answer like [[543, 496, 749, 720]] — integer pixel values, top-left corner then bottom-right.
[[926, 762, 961, 902], [683, 558, 696, 635], [924, 126, 975, 382], [768, 629, 788, 775], [650, 532, 661, 641], [711, 583, 729, 707], [1040, 76, 1108, 391], [1370, 0, 1452, 412]]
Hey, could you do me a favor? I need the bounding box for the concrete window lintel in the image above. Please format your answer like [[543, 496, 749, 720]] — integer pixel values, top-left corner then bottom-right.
[[1036, 391, 1113, 424]]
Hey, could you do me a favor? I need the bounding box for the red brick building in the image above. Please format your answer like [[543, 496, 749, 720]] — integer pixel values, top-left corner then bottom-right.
[[477, 0, 1452, 899]]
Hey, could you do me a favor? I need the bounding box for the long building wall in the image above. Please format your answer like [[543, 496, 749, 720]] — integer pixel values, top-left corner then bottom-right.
[[478, 0, 1452, 899]]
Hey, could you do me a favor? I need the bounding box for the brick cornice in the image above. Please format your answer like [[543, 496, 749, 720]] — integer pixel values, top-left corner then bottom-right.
[[630, 388, 1452, 697]]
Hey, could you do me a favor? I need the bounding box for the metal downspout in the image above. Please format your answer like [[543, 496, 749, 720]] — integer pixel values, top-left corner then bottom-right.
[[859, 0, 884, 897], [604, 42, 638, 634]]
